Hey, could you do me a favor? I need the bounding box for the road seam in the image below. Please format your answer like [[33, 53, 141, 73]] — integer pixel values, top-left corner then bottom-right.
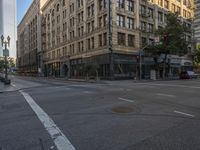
[[119, 97, 134, 103], [20, 90, 76, 150], [174, 110, 195, 118], [136, 83, 200, 89]]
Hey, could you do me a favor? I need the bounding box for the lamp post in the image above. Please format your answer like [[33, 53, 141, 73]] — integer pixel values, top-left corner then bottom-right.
[[139, 44, 150, 80], [108, 0, 114, 80], [1, 35, 11, 84]]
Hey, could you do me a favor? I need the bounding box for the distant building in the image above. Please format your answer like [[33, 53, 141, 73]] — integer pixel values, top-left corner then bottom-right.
[[194, 0, 200, 45], [17, 0, 194, 79], [0, 0, 16, 57], [17, 0, 48, 75]]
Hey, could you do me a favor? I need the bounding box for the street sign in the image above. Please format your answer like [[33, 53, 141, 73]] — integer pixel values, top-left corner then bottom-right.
[[3, 49, 9, 57]]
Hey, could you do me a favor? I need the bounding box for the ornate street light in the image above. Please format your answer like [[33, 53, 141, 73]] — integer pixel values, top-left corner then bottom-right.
[[1, 35, 11, 84]]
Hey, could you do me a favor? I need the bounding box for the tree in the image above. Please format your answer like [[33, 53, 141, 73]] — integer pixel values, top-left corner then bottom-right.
[[0, 57, 16, 72], [0, 57, 4, 72], [194, 44, 200, 66], [7, 57, 15, 68], [147, 12, 190, 78]]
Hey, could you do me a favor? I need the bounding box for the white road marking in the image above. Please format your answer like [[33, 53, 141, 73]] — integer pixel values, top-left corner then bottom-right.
[[156, 93, 176, 98], [20, 90, 76, 150], [11, 83, 16, 87], [83, 91, 94, 94], [72, 85, 89, 87], [174, 110, 195, 118], [119, 97, 134, 103]]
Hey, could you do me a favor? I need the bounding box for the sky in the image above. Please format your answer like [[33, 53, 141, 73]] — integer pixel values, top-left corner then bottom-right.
[[17, 0, 33, 24]]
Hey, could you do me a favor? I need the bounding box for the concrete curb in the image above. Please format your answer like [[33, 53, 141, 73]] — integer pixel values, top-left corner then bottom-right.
[[15, 75, 106, 84]]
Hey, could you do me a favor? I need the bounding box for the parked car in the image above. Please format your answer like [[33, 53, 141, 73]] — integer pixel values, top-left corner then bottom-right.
[[180, 71, 198, 79]]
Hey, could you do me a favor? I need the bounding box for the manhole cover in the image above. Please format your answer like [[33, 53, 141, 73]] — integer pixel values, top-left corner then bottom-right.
[[112, 106, 134, 114]]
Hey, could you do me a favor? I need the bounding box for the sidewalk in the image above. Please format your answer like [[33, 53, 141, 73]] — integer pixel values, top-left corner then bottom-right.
[[0, 81, 17, 93], [16, 75, 106, 84], [0, 82, 3, 92]]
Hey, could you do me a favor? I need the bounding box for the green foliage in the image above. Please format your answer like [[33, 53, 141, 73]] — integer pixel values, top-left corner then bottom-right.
[[8, 57, 15, 68], [194, 47, 200, 65], [0, 57, 4, 71], [0, 57, 16, 72], [149, 12, 189, 56]]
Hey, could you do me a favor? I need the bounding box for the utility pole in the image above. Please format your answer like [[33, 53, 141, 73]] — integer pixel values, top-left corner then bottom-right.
[[108, 0, 114, 80], [1, 35, 11, 84], [163, 33, 168, 79], [139, 50, 142, 80]]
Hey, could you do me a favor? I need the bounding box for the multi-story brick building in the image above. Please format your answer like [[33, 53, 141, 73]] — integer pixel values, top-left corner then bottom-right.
[[17, 0, 194, 79], [17, 0, 48, 75], [194, 0, 200, 45]]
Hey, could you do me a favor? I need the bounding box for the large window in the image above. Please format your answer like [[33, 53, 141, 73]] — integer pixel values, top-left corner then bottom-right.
[[117, 14, 125, 27], [127, 0, 134, 12], [141, 21, 146, 31], [127, 17, 134, 29], [140, 5, 146, 15], [164, 0, 169, 9], [128, 35, 135, 47], [158, 12, 163, 23], [118, 32, 126, 46], [99, 0, 107, 10], [148, 8, 154, 18], [99, 34, 102, 47], [117, 0, 125, 9], [148, 23, 153, 33]]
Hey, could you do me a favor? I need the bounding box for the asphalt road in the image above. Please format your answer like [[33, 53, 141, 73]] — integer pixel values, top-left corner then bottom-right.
[[1, 77, 200, 150]]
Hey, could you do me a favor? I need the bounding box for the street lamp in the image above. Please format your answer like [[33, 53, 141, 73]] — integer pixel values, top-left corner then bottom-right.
[[138, 44, 151, 80], [1, 35, 11, 84], [108, 0, 114, 80]]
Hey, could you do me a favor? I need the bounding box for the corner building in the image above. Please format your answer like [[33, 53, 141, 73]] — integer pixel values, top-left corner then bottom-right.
[[194, 0, 200, 44], [18, 0, 194, 79]]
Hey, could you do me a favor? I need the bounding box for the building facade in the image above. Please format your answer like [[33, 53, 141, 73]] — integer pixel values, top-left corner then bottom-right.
[[0, 0, 16, 57], [0, 1, 3, 54], [17, 0, 48, 75], [17, 0, 194, 79], [194, 0, 200, 45]]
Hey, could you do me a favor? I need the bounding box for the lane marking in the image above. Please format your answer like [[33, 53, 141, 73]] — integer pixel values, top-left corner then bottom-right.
[[83, 91, 94, 94], [11, 83, 16, 87], [119, 97, 134, 103], [135, 83, 200, 89], [20, 90, 76, 150], [156, 93, 176, 98], [174, 110, 195, 118]]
